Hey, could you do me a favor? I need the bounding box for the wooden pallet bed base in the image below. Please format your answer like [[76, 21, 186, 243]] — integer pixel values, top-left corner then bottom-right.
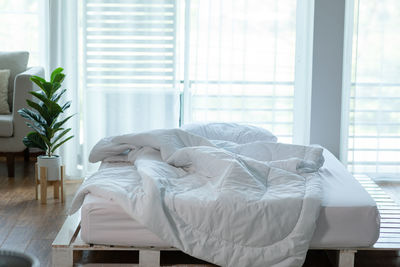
[[52, 211, 177, 267], [52, 175, 400, 267]]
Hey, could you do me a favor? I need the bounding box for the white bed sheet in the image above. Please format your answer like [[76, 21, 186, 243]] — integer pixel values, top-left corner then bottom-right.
[[80, 149, 380, 248]]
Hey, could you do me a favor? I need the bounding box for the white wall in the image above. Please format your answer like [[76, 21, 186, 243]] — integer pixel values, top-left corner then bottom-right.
[[309, 0, 346, 158]]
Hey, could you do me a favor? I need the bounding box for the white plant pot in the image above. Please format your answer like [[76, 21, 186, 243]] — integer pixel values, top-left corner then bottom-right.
[[37, 155, 61, 181]]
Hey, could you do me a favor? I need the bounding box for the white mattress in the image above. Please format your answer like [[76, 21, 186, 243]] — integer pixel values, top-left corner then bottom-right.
[[80, 150, 380, 248]]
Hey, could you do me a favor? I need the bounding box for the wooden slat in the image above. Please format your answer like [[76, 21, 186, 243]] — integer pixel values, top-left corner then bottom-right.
[[72, 232, 91, 249], [372, 243, 400, 249], [40, 166, 47, 204], [374, 200, 396, 204], [360, 185, 380, 189], [355, 175, 400, 250], [70, 227, 177, 251], [379, 211, 400, 215], [380, 228, 400, 233], [376, 239, 400, 245], [52, 211, 81, 248], [35, 163, 38, 200], [379, 224, 400, 228], [375, 206, 400, 211], [380, 219, 400, 223], [357, 181, 376, 185], [61, 165, 65, 203], [364, 188, 387, 192], [372, 196, 393, 199], [380, 214, 400, 219], [370, 193, 391, 196], [378, 232, 400, 238]]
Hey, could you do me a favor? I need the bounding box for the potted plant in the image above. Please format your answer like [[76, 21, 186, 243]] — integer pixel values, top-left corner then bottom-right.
[[18, 67, 74, 181]]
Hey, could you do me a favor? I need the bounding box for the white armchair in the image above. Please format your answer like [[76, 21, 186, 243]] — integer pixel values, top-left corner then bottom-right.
[[0, 54, 44, 177]]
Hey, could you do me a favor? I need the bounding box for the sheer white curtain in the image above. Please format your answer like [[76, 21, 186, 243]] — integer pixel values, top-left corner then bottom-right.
[[0, 0, 81, 177], [46, 0, 312, 176], [343, 0, 400, 177], [81, 0, 180, 172], [44, 0, 180, 176], [181, 0, 312, 144], [48, 0, 81, 177]]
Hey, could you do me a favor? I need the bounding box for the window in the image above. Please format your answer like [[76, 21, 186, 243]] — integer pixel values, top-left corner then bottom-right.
[[79, 0, 313, 171], [344, 0, 400, 176], [81, 0, 180, 163], [0, 0, 45, 66], [180, 0, 311, 144]]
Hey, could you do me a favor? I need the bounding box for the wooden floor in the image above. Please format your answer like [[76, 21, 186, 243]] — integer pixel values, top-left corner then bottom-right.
[[1, 157, 400, 267], [0, 157, 81, 266]]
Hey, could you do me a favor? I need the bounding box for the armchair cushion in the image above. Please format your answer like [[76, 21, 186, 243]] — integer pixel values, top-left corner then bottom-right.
[[0, 114, 13, 137], [0, 69, 10, 114], [0, 51, 29, 110]]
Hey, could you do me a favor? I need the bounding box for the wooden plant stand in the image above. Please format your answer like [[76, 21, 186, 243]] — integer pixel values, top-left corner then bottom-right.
[[35, 163, 65, 204]]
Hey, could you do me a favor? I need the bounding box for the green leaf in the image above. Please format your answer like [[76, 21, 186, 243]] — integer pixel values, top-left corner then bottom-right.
[[51, 135, 74, 153], [18, 108, 47, 126], [23, 136, 45, 150], [53, 115, 74, 130], [23, 132, 47, 151], [51, 89, 66, 102], [38, 132, 52, 148], [23, 137, 33, 148], [26, 122, 46, 135], [21, 67, 72, 152], [29, 91, 63, 122], [30, 76, 46, 93], [42, 82, 54, 97], [52, 73, 65, 86], [29, 91, 49, 104], [49, 108, 62, 126], [61, 101, 71, 112], [26, 99, 42, 112], [52, 82, 62, 94], [48, 100, 63, 114], [50, 67, 64, 83], [51, 128, 71, 146], [30, 75, 46, 83], [26, 100, 51, 123], [52, 127, 65, 135]]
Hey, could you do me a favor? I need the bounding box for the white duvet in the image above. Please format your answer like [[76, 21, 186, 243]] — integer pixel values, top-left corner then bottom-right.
[[70, 128, 324, 267]]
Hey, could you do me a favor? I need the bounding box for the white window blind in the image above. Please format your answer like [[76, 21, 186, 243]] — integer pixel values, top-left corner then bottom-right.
[[345, 0, 400, 176], [82, 0, 180, 169]]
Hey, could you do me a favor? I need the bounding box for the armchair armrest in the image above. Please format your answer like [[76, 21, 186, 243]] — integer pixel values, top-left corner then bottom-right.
[[12, 66, 45, 141], [12, 66, 45, 113]]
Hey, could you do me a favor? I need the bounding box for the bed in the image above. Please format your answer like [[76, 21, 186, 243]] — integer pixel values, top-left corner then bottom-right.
[[53, 125, 388, 267], [80, 149, 380, 249]]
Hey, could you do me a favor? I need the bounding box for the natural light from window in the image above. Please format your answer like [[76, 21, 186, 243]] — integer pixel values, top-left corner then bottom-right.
[[0, 0, 42, 66], [347, 0, 400, 176]]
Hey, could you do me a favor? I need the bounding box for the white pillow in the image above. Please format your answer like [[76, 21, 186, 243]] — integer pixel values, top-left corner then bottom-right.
[[0, 69, 11, 114], [182, 122, 278, 144]]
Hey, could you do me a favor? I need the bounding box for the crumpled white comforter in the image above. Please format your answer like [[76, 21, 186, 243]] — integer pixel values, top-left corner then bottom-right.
[[70, 128, 324, 267]]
